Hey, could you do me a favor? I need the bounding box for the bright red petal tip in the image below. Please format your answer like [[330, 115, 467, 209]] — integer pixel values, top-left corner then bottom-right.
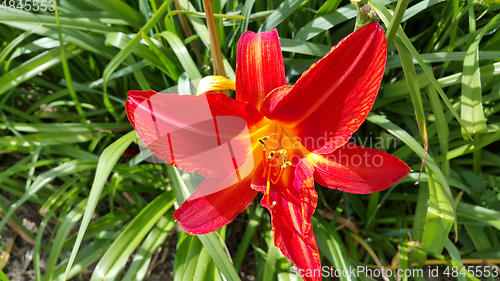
[[309, 143, 411, 194], [236, 29, 286, 110], [261, 158, 321, 281], [174, 174, 258, 234], [125, 90, 157, 128], [261, 22, 387, 154]]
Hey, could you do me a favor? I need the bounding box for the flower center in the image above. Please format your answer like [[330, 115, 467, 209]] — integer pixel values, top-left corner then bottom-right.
[[258, 135, 290, 207], [254, 122, 313, 206]]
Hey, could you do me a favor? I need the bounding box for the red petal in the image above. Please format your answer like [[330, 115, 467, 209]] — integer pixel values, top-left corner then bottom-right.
[[236, 29, 286, 110], [125, 90, 156, 128], [308, 143, 411, 194], [261, 158, 321, 281], [261, 22, 387, 154], [125, 91, 264, 177], [173, 174, 257, 234]]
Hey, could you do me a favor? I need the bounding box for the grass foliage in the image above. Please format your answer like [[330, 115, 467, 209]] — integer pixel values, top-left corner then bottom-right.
[[1, 0, 500, 280]]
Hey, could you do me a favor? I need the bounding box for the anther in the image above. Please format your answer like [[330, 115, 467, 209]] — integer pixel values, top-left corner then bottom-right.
[[273, 149, 288, 176], [258, 136, 270, 171], [258, 136, 269, 148], [263, 150, 277, 177], [277, 149, 287, 158], [267, 151, 276, 160]]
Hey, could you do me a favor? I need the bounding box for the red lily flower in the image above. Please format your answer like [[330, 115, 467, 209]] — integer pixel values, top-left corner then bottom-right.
[[125, 22, 411, 281]]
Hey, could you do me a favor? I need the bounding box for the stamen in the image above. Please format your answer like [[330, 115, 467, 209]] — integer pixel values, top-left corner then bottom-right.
[[258, 136, 269, 148], [258, 136, 269, 171], [267, 151, 276, 160], [263, 151, 276, 177], [273, 149, 287, 177], [271, 161, 291, 184], [278, 149, 287, 162]]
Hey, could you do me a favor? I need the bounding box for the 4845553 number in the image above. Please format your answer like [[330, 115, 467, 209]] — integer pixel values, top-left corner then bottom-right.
[[444, 266, 499, 278], [1, 0, 55, 12]]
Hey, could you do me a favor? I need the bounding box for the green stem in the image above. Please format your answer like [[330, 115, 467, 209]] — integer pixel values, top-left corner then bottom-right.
[[386, 0, 410, 46]]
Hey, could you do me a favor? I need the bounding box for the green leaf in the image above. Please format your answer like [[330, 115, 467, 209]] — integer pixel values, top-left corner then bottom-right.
[[167, 166, 241, 281], [234, 204, 264, 271], [0, 269, 10, 281], [0, 132, 94, 148], [0, 160, 97, 233], [0, 45, 82, 95], [465, 225, 492, 251], [63, 130, 137, 281], [315, 0, 342, 19], [159, 31, 202, 81], [421, 172, 454, 255], [0, 9, 122, 33], [90, 191, 175, 280], [457, 202, 500, 231], [279, 38, 330, 57], [259, 0, 305, 32], [460, 12, 500, 136], [263, 239, 280, 281], [370, 0, 471, 139], [313, 216, 358, 281], [83, 0, 145, 28], [394, 37, 428, 160], [385, 0, 410, 46], [101, 1, 170, 119], [427, 85, 450, 176]]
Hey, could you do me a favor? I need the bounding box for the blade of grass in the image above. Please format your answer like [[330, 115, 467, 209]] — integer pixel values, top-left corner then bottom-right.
[[176, 0, 235, 80], [465, 225, 492, 251], [0, 45, 82, 95], [422, 171, 454, 255], [34, 181, 82, 279], [385, 0, 410, 46], [370, 0, 471, 139], [258, 0, 305, 32], [83, 0, 145, 28], [192, 247, 213, 280], [174, 230, 196, 281], [234, 204, 264, 271], [167, 166, 241, 281], [457, 202, 500, 231], [0, 26, 40, 63], [159, 31, 202, 80], [63, 131, 137, 280], [43, 191, 111, 281], [460, 3, 495, 137], [313, 215, 358, 281], [0, 160, 97, 233], [90, 191, 175, 280], [54, 0, 88, 130], [263, 239, 279, 281], [0, 9, 123, 33], [394, 37, 428, 181], [427, 86, 450, 176], [101, 1, 170, 120]]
